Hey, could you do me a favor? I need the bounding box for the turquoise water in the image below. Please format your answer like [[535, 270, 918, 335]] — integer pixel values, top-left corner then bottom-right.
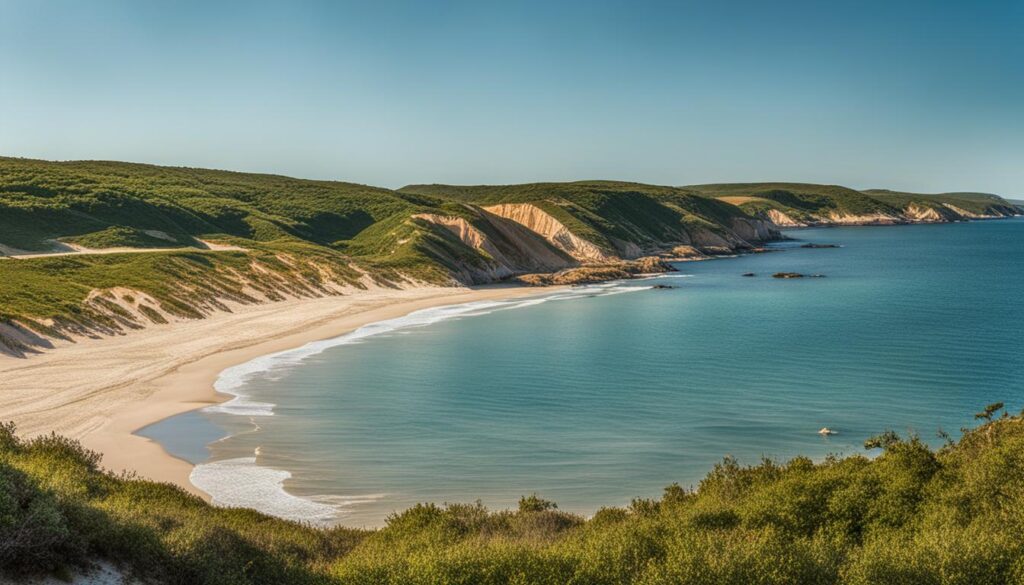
[[140, 219, 1024, 527]]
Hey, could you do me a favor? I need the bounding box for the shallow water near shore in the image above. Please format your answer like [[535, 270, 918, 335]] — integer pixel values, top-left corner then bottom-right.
[[139, 218, 1024, 527]]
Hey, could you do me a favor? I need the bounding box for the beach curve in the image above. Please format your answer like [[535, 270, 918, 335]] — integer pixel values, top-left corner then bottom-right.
[[0, 284, 558, 501]]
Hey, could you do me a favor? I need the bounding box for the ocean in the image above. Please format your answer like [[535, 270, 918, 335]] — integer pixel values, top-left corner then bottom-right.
[[139, 218, 1024, 527]]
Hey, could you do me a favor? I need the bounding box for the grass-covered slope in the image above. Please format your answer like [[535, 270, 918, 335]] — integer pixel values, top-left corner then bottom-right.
[[0, 162, 781, 352], [0, 157, 573, 285], [401, 181, 780, 258], [689, 182, 892, 216], [4, 405, 1024, 584], [0, 157, 473, 290], [2, 158, 1013, 355], [688, 182, 1020, 226], [863, 189, 1021, 217], [0, 160, 442, 353], [0, 157, 431, 251], [0, 242, 372, 355], [0, 157, 444, 352]]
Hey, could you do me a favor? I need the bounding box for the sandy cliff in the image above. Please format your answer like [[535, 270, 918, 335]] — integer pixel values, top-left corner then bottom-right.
[[413, 209, 577, 282], [482, 203, 615, 262], [750, 203, 1017, 227]]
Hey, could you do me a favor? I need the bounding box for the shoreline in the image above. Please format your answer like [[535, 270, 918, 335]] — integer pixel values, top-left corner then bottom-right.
[[0, 284, 559, 500], [5, 218, 1017, 508]]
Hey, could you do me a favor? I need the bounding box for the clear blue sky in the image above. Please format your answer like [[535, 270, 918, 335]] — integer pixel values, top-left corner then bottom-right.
[[2, 0, 1021, 194]]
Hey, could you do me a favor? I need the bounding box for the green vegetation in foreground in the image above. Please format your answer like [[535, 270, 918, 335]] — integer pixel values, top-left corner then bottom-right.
[[4, 405, 1024, 584], [687, 182, 1020, 221]]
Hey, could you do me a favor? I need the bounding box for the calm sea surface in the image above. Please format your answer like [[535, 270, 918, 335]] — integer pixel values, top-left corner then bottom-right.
[[140, 219, 1024, 527]]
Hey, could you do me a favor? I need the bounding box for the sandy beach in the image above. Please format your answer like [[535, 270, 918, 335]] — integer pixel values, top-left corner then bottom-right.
[[0, 284, 549, 499]]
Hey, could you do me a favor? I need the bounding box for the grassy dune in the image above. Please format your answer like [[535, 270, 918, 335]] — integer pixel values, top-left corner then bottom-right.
[[0, 243, 364, 325], [3, 405, 1024, 584]]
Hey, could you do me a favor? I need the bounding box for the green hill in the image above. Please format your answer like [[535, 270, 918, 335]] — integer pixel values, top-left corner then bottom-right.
[[0, 159, 778, 353], [0, 158, 446, 346], [688, 182, 892, 216], [0, 157, 433, 251], [400, 181, 780, 257], [1, 158, 1015, 356], [863, 189, 1022, 217], [688, 182, 1019, 225], [3, 405, 1024, 584]]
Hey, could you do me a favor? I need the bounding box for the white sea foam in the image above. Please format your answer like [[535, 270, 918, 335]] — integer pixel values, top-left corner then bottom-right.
[[190, 456, 383, 525], [198, 280, 659, 522]]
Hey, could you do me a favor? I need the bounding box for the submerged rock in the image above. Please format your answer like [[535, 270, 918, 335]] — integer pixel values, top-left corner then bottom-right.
[[772, 272, 827, 279], [800, 243, 840, 249], [651, 284, 675, 290]]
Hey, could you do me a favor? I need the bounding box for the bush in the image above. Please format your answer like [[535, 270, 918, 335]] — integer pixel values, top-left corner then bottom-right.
[[0, 461, 79, 573], [4, 409, 1024, 583]]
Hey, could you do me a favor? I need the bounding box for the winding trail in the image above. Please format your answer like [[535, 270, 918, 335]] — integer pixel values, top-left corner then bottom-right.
[[0, 240, 245, 259]]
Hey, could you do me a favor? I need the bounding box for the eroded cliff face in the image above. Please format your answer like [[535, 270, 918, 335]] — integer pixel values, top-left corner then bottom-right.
[[751, 202, 1018, 228], [825, 211, 903, 225], [482, 203, 615, 263], [730, 218, 782, 243], [903, 204, 948, 222], [413, 210, 578, 283], [940, 203, 1017, 220], [484, 202, 778, 267], [765, 209, 807, 227], [688, 228, 739, 252]]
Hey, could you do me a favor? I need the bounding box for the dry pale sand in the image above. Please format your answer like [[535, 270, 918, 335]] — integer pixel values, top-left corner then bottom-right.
[[0, 284, 549, 499], [0, 238, 244, 259]]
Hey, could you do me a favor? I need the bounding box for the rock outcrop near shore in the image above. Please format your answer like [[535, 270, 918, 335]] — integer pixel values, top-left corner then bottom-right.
[[515, 257, 677, 286]]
